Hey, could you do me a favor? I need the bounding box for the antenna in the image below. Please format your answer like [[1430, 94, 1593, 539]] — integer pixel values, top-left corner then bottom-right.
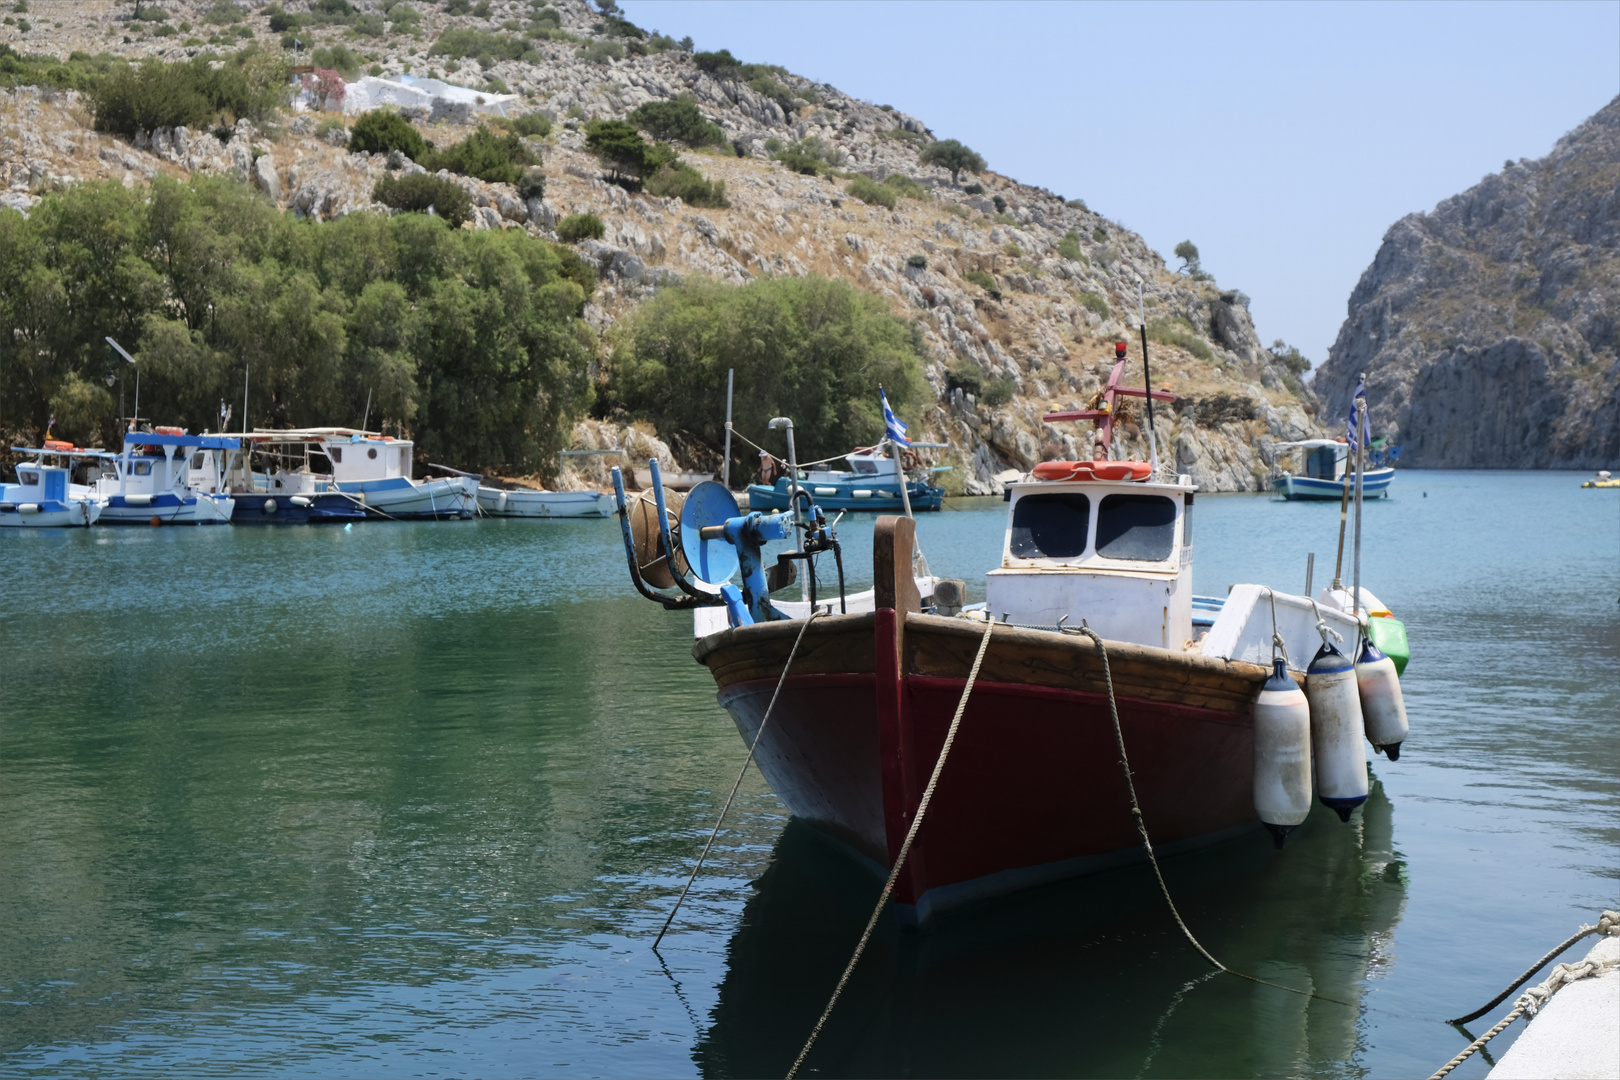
[[1137, 281, 1160, 476], [107, 337, 138, 430]]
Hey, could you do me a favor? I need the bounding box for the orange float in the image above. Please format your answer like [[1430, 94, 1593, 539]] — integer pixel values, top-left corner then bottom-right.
[[1031, 460, 1153, 482]]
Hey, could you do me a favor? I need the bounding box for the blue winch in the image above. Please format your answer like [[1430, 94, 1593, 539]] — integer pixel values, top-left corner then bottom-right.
[[611, 460, 845, 627]]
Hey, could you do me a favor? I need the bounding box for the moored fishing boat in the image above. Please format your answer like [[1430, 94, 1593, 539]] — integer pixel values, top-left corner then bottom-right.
[[78, 428, 236, 525], [613, 360, 1413, 925], [745, 446, 945, 513], [475, 485, 615, 518], [0, 446, 103, 527], [1270, 439, 1396, 500]]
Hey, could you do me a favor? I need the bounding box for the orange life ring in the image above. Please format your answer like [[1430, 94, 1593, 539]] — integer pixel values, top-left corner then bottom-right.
[[43, 439, 74, 452], [154, 426, 185, 436], [1032, 459, 1153, 482]]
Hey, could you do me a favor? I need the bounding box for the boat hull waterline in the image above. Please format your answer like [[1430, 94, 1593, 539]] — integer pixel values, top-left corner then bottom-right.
[[1272, 468, 1395, 501], [696, 609, 1274, 925]]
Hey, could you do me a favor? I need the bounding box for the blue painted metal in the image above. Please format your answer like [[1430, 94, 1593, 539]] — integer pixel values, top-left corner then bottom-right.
[[720, 583, 751, 626], [680, 481, 742, 585], [722, 509, 794, 626]]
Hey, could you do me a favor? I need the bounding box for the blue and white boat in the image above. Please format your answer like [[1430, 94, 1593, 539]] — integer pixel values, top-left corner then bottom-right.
[[1, 447, 104, 527], [77, 428, 236, 524], [747, 446, 945, 514], [211, 429, 473, 520], [1270, 439, 1395, 501]]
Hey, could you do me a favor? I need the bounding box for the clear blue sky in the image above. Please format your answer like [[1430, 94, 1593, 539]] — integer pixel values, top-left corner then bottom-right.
[[619, 0, 1619, 373]]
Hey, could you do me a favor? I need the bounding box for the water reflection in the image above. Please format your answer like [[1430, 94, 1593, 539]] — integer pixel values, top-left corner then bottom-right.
[[698, 779, 1406, 1079]]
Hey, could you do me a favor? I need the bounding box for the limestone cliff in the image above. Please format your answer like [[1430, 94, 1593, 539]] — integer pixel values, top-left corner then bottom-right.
[[2, 0, 1330, 490], [1316, 97, 1620, 468]]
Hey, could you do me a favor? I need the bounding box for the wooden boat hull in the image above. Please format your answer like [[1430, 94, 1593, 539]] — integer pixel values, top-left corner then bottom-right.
[[695, 610, 1273, 924]]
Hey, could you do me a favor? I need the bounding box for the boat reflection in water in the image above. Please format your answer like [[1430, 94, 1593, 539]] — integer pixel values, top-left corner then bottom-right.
[[694, 777, 1407, 1079]]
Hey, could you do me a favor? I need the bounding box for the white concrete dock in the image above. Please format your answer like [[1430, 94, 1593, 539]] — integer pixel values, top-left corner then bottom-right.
[[1488, 934, 1619, 1080]]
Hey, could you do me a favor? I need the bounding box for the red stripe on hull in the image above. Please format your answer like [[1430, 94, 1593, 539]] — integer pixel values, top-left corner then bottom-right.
[[716, 669, 1256, 920]]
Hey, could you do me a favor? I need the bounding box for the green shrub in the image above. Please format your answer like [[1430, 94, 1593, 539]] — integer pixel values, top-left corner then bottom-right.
[[348, 109, 425, 160], [962, 183, 984, 195], [556, 212, 605, 242], [529, 5, 561, 28], [918, 138, 985, 185], [423, 126, 540, 185], [992, 194, 1007, 214], [576, 39, 624, 64], [605, 275, 926, 483], [515, 170, 546, 201], [135, 5, 169, 20], [883, 173, 928, 199], [643, 163, 727, 207], [509, 111, 552, 137], [945, 362, 983, 397], [628, 98, 726, 148], [1147, 317, 1213, 361], [373, 172, 472, 227], [444, 0, 470, 12], [845, 176, 895, 209], [311, 44, 363, 78], [316, 115, 348, 138], [1066, 198, 1087, 210], [690, 48, 801, 114], [89, 51, 290, 138], [1092, 226, 1107, 242], [772, 146, 821, 175], [1076, 291, 1109, 319], [963, 269, 999, 298], [1057, 229, 1083, 262], [884, 127, 924, 143], [264, 4, 300, 31], [430, 28, 527, 61], [906, 254, 927, 270], [583, 119, 671, 180], [981, 374, 1016, 408]]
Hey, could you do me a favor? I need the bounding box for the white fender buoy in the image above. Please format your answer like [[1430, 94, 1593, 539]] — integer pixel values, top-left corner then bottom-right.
[[1253, 658, 1312, 848], [1306, 641, 1369, 822], [1356, 637, 1409, 759]]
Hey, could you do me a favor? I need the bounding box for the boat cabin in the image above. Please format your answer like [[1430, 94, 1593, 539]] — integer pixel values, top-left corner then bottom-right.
[[986, 476, 1194, 649], [1274, 439, 1350, 481], [2, 461, 69, 505]]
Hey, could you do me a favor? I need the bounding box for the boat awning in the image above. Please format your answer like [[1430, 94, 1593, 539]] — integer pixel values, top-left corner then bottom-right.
[[1273, 439, 1348, 450], [120, 432, 248, 451], [10, 446, 114, 458]]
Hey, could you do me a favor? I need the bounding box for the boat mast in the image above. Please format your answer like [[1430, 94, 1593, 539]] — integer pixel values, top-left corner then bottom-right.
[[1352, 373, 1365, 631], [722, 368, 734, 489], [1138, 282, 1159, 476]]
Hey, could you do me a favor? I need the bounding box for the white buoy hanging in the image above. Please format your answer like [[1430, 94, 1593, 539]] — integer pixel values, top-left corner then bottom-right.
[[1253, 657, 1313, 848], [1306, 637, 1369, 822], [1356, 636, 1409, 759]]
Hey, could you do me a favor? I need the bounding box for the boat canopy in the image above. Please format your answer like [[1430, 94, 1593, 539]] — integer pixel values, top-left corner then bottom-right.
[[1273, 439, 1349, 450]]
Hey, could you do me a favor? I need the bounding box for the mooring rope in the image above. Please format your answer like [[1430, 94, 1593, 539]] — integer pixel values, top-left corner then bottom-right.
[[652, 611, 825, 952], [1447, 910, 1619, 1024], [786, 617, 996, 1080], [1075, 624, 1354, 1008], [1427, 924, 1619, 1080]]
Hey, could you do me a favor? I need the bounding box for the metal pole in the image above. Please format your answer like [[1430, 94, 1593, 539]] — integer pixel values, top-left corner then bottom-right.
[[1138, 282, 1159, 475], [722, 368, 734, 489], [241, 364, 250, 436], [1305, 552, 1314, 598], [890, 437, 915, 520], [1352, 373, 1365, 631]]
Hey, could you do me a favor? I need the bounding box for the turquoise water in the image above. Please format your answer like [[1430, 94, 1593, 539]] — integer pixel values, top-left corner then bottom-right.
[[1, 471, 1615, 1077]]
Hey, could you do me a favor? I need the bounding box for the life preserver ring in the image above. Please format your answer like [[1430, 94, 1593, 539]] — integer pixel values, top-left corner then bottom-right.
[[43, 439, 74, 452], [154, 426, 185, 436], [1032, 460, 1153, 482]]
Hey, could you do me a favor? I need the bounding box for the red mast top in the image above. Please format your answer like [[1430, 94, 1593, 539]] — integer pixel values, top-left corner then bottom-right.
[[1043, 341, 1177, 456]]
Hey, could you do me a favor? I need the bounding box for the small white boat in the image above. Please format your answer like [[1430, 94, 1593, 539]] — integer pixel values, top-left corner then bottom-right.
[[79, 428, 235, 525], [213, 429, 476, 520], [1, 447, 104, 527], [633, 468, 714, 491], [1271, 439, 1395, 501], [476, 486, 614, 518]]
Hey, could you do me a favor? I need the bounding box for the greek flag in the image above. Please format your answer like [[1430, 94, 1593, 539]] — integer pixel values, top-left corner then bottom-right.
[[881, 387, 909, 446], [1345, 377, 1368, 448]]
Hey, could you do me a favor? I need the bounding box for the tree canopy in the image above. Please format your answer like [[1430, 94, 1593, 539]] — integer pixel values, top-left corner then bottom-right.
[[918, 139, 985, 185], [604, 275, 927, 482], [0, 177, 597, 472]]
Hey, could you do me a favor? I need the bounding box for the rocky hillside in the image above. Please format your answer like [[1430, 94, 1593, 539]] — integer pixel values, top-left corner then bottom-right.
[[2, 0, 1328, 492], [1316, 96, 1620, 469]]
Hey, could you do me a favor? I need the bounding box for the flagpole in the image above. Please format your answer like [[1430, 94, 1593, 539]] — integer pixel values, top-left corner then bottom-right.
[[1352, 373, 1365, 636], [890, 437, 915, 520]]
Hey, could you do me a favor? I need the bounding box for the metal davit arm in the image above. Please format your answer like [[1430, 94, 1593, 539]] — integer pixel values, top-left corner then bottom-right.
[[610, 466, 716, 611]]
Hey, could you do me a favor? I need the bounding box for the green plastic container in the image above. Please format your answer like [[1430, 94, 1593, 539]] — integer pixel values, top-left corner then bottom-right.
[[1367, 616, 1409, 677]]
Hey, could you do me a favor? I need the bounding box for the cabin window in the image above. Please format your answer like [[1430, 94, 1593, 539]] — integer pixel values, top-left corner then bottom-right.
[[191, 453, 205, 468], [18, 470, 39, 485], [330, 447, 343, 464], [851, 460, 877, 474], [1095, 494, 1178, 561], [133, 461, 152, 476], [1010, 493, 1090, 559]]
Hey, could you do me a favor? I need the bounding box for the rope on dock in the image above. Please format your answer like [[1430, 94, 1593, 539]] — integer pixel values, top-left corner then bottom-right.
[[1427, 923, 1619, 1080], [652, 611, 825, 952], [786, 618, 996, 1080], [1447, 910, 1619, 1024], [1076, 624, 1354, 1008]]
